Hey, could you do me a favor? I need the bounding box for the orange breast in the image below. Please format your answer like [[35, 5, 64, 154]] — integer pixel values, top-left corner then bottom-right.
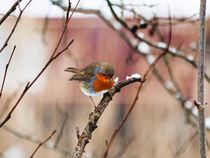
[[93, 74, 114, 92]]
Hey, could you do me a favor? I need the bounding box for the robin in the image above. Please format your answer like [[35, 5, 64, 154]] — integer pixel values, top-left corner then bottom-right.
[[65, 62, 115, 100]]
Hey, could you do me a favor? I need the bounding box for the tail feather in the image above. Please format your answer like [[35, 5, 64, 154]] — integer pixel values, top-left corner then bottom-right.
[[65, 67, 83, 81], [64, 67, 80, 73]]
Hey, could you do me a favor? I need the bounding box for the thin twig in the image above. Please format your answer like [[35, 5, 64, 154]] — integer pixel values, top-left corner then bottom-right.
[[2, 125, 71, 156], [66, 0, 71, 23], [103, 8, 172, 158], [0, 45, 16, 98], [0, 86, 20, 118], [176, 130, 198, 156], [0, 0, 79, 127], [30, 130, 56, 158], [0, 0, 22, 25], [0, 82, 30, 127], [0, 0, 32, 53], [71, 77, 145, 158]]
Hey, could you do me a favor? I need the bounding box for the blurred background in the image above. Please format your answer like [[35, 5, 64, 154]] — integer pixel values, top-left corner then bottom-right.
[[0, 0, 210, 158]]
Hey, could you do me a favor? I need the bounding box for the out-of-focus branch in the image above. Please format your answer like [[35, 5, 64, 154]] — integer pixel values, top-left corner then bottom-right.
[[0, 85, 21, 118], [72, 77, 145, 158], [103, 10, 172, 157], [54, 106, 69, 147], [0, 45, 16, 98], [0, 0, 80, 127], [30, 130, 56, 158], [0, 0, 32, 53], [0, 0, 22, 25], [2, 125, 72, 156], [175, 130, 198, 156], [152, 68, 197, 127], [52, 2, 210, 82]]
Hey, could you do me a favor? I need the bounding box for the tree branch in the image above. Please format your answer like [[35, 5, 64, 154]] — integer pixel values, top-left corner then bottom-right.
[[2, 125, 71, 156], [0, 0, 22, 25], [197, 0, 207, 157], [30, 130, 56, 158], [0, 0, 32, 53], [0, 0, 80, 127], [0, 45, 16, 98], [71, 77, 145, 158]]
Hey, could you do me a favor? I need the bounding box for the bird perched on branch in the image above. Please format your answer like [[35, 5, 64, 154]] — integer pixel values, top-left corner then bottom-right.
[[65, 62, 115, 97]]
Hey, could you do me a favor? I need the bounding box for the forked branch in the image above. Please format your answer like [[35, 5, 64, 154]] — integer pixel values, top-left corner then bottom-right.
[[0, 0, 80, 127]]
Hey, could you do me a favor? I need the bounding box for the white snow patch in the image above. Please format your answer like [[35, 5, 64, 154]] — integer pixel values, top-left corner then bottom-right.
[[175, 92, 182, 99], [113, 21, 122, 30], [205, 117, 210, 129], [47, 142, 55, 148], [4, 146, 25, 158], [146, 55, 155, 64], [138, 42, 150, 54], [114, 77, 119, 84], [169, 47, 177, 54], [157, 42, 167, 48], [192, 107, 198, 116], [165, 81, 173, 90], [187, 55, 194, 61], [137, 32, 144, 38], [139, 20, 145, 25], [184, 100, 193, 109], [190, 42, 197, 50], [126, 73, 141, 80]]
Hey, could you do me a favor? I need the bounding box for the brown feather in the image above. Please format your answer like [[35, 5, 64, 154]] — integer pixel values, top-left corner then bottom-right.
[[65, 62, 114, 82]]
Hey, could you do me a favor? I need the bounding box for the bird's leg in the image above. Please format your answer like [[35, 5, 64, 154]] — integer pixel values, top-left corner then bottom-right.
[[89, 96, 99, 111]]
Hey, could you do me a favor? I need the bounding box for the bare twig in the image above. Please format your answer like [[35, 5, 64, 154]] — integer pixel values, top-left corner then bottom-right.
[[0, 0, 32, 53], [71, 77, 145, 158], [197, 0, 207, 157], [30, 130, 56, 158], [0, 86, 20, 118], [2, 125, 71, 156], [0, 0, 80, 127], [103, 7, 172, 158], [0, 81, 30, 127], [54, 113, 68, 147], [66, 0, 72, 22], [0, 46, 16, 98], [176, 131, 198, 156], [0, 0, 22, 25]]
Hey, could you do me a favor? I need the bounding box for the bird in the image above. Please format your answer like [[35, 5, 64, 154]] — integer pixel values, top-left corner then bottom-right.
[[65, 62, 115, 97]]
